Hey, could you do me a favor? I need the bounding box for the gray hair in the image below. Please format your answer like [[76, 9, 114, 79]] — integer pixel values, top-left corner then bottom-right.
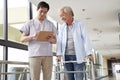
[[61, 6, 74, 16]]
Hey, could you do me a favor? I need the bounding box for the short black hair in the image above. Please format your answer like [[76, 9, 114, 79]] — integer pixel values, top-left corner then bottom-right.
[[37, 1, 49, 11]]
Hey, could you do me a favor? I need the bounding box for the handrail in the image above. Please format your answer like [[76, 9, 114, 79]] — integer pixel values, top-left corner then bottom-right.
[[0, 60, 30, 80], [0, 72, 29, 75], [0, 60, 29, 65]]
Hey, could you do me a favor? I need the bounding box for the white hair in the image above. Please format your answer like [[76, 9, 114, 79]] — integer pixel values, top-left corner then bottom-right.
[[61, 6, 74, 16]]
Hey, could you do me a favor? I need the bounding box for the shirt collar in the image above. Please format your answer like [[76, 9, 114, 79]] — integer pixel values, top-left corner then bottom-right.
[[34, 18, 47, 24], [65, 19, 75, 26]]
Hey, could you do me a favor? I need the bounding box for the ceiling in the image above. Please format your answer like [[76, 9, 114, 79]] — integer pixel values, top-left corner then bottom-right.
[[29, 0, 120, 59]]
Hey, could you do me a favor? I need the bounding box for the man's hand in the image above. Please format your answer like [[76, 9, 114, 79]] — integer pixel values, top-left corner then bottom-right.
[[47, 34, 56, 44], [88, 54, 94, 62], [56, 55, 62, 62]]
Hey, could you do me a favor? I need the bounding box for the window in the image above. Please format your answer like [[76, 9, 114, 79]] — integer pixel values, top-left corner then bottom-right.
[[8, 0, 29, 43], [0, 46, 3, 60], [8, 47, 28, 62], [0, 0, 3, 39], [8, 47, 29, 80]]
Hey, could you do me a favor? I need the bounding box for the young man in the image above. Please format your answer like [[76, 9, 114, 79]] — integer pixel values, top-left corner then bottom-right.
[[20, 1, 57, 80], [57, 6, 94, 80]]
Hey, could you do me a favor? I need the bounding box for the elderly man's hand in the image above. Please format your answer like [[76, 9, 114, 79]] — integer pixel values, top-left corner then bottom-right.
[[56, 55, 62, 62], [88, 54, 94, 62]]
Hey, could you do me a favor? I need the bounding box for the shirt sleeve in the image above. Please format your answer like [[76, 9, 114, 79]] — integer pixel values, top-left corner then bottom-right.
[[20, 20, 31, 35], [56, 25, 64, 56], [52, 23, 58, 37], [80, 22, 93, 55]]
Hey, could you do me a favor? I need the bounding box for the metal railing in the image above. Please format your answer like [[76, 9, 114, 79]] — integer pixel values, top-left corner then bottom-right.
[[53, 59, 108, 80], [0, 60, 29, 80], [0, 60, 109, 80]]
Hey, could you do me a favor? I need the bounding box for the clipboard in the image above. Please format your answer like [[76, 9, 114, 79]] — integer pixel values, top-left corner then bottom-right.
[[36, 31, 53, 42]]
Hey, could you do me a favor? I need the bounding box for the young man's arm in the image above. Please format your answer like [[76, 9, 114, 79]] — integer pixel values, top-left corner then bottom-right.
[[20, 32, 35, 43]]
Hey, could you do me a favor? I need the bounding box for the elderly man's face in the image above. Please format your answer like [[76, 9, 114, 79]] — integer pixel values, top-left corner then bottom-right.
[[60, 10, 71, 22]]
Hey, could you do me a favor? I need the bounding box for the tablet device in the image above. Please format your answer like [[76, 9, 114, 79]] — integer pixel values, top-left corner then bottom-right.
[[36, 31, 53, 42]]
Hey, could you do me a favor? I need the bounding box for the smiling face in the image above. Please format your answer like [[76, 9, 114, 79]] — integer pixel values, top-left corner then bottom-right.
[[60, 10, 67, 21], [59, 7, 74, 26]]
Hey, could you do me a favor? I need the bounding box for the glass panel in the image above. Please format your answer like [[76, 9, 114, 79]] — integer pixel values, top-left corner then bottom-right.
[[8, 47, 29, 80], [0, 46, 3, 79], [0, 45, 3, 60], [0, 0, 3, 39], [8, 47, 28, 62], [8, 0, 29, 43], [32, 4, 37, 19]]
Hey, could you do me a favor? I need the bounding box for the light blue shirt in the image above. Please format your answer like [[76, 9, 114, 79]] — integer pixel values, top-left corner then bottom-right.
[[57, 20, 93, 63]]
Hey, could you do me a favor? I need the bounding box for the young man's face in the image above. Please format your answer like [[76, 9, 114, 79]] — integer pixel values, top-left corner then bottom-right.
[[37, 7, 48, 20]]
